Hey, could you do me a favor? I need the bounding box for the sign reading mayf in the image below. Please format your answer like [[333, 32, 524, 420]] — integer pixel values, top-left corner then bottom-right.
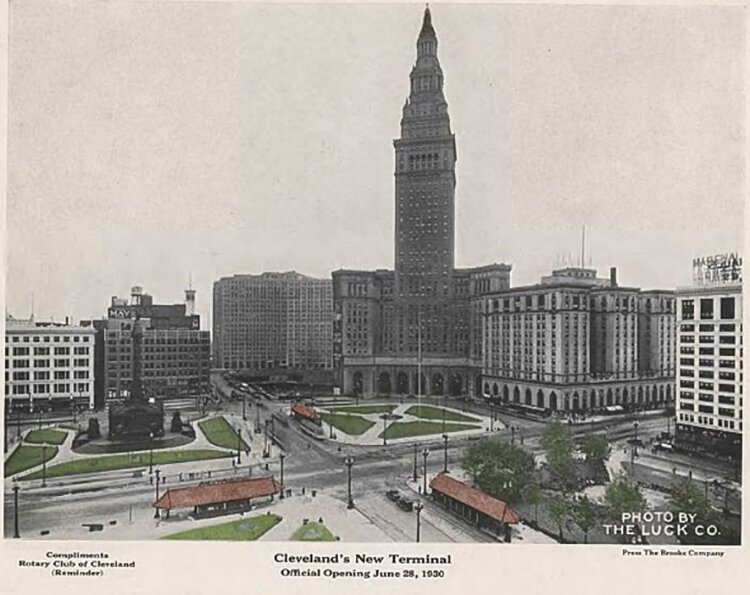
[[693, 253, 742, 286]]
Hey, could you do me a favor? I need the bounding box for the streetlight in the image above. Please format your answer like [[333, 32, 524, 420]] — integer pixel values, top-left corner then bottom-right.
[[149, 432, 154, 475], [41, 444, 48, 487], [344, 456, 355, 509], [264, 419, 269, 457], [415, 501, 424, 542], [442, 434, 449, 473], [489, 401, 494, 432], [442, 408, 446, 434], [422, 448, 430, 495], [279, 452, 286, 500], [412, 442, 418, 482], [154, 469, 161, 519], [633, 421, 640, 457], [255, 401, 261, 433], [383, 415, 388, 446], [12, 482, 20, 538], [242, 395, 247, 421], [236, 427, 242, 464], [511, 425, 516, 445], [38, 407, 43, 430]]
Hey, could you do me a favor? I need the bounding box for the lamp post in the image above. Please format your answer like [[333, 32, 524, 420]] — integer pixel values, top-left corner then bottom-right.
[[442, 434, 449, 473], [279, 452, 286, 499], [413, 442, 418, 482], [489, 401, 494, 432], [12, 482, 20, 538], [344, 456, 355, 509], [264, 419, 269, 457], [153, 469, 161, 519], [442, 408, 446, 434], [511, 425, 516, 445], [255, 401, 261, 433], [242, 395, 247, 421], [38, 407, 43, 430], [41, 445, 48, 487], [633, 421, 640, 457], [422, 448, 430, 494], [236, 427, 242, 464], [415, 501, 424, 542], [149, 432, 154, 475], [383, 415, 387, 446]]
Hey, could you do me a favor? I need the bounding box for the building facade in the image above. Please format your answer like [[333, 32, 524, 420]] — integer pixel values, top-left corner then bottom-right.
[[333, 8, 512, 398], [86, 286, 210, 405], [675, 253, 742, 456], [4, 316, 96, 412], [480, 267, 676, 413], [213, 272, 333, 372]]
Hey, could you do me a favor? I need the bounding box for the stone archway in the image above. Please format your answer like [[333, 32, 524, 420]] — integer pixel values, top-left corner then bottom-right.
[[492, 383, 499, 397], [536, 389, 545, 408], [572, 392, 580, 411], [449, 374, 462, 397], [659, 385, 665, 403], [637, 385, 643, 404], [377, 372, 391, 395], [396, 372, 409, 395], [606, 388, 613, 406], [503, 385, 509, 402], [622, 387, 629, 406], [549, 391, 558, 411], [431, 373, 444, 396], [513, 386, 520, 403], [524, 388, 532, 406], [353, 371, 364, 396]]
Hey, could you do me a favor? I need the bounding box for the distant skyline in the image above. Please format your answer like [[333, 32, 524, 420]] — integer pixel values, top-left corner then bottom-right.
[[6, 2, 744, 329]]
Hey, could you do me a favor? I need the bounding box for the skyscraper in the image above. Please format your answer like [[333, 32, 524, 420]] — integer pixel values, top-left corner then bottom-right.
[[333, 7, 510, 397]]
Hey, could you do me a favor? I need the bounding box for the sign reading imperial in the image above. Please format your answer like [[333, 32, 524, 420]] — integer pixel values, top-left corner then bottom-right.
[[692, 253, 742, 286]]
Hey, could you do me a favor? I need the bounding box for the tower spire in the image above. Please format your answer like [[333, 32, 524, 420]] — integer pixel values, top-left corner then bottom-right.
[[420, 5, 435, 38]]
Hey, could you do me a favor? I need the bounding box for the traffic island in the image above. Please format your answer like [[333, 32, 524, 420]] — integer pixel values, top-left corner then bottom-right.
[[161, 513, 282, 541], [290, 521, 337, 542], [5, 444, 60, 477]]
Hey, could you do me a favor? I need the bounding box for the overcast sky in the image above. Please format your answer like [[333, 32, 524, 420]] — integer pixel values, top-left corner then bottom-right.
[[6, 1, 745, 329]]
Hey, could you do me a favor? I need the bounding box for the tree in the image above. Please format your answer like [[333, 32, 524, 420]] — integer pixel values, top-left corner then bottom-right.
[[548, 496, 568, 542], [462, 439, 535, 502], [667, 477, 733, 545], [581, 434, 611, 464], [572, 496, 597, 544], [524, 483, 542, 527], [605, 472, 646, 518], [542, 422, 575, 489], [170, 412, 183, 433], [87, 418, 100, 440]]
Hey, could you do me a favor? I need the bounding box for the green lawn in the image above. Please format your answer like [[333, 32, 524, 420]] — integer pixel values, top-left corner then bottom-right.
[[162, 513, 282, 541], [21, 449, 233, 481], [405, 405, 480, 423], [25, 429, 68, 445], [379, 421, 481, 440], [319, 412, 375, 436], [290, 521, 336, 542], [5, 444, 59, 477], [198, 417, 250, 451], [328, 404, 397, 415]]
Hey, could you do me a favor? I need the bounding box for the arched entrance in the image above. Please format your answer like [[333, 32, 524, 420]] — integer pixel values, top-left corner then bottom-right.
[[352, 371, 364, 396], [622, 387, 629, 406], [377, 372, 391, 394], [431, 373, 444, 396], [513, 386, 520, 403], [484, 382, 491, 396], [503, 385, 509, 402], [492, 383, 499, 398], [536, 389, 545, 408], [637, 386, 643, 404], [606, 388, 613, 406], [524, 388, 532, 406], [549, 391, 558, 410], [449, 374, 462, 397], [572, 392, 580, 411], [396, 372, 409, 395]]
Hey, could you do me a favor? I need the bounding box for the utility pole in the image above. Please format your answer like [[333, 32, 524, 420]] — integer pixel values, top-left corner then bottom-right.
[[236, 427, 242, 464], [442, 434, 448, 473], [154, 469, 161, 519], [413, 442, 418, 482], [12, 483, 20, 538], [345, 457, 355, 509], [415, 501, 424, 542], [280, 453, 286, 499], [41, 445, 48, 487], [422, 448, 430, 494]]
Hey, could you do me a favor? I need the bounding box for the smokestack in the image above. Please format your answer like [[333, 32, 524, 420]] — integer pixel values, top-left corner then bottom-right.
[[610, 267, 618, 287], [65, 316, 69, 325]]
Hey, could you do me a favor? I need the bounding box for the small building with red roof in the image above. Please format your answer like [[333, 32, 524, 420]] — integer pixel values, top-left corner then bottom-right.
[[429, 473, 520, 540], [153, 476, 280, 519]]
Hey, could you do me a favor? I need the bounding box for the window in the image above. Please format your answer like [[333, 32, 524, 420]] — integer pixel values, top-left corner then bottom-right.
[[12, 347, 30, 356], [719, 384, 735, 393], [34, 359, 49, 368], [700, 298, 714, 320], [12, 371, 29, 381], [34, 371, 50, 381], [720, 297, 735, 320], [719, 348, 735, 357], [681, 299, 694, 320]]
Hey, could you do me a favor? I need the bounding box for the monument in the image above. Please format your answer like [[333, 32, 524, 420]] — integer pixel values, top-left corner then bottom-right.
[[108, 317, 165, 439]]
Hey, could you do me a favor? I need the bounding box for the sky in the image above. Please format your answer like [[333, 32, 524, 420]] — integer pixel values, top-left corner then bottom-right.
[[5, 1, 745, 330]]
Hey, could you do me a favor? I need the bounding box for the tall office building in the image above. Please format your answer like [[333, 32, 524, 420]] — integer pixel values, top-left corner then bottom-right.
[[84, 285, 210, 406], [480, 267, 676, 412], [333, 7, 511, 397], [4, 316, 96, 411], [675, 253, 742, 456], [213, 272, 333, 372]]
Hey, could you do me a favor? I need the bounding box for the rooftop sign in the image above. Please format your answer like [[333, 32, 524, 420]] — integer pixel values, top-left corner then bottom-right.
[[692, 253, 742, 286]]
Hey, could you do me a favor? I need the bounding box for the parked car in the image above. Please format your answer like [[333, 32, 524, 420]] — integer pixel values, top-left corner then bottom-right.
[[385, 490, 401, 502], [397, 498, 414, 512]]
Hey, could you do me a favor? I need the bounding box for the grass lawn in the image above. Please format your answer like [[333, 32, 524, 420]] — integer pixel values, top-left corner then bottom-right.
[[379, 421, 481, 440], [198, 417, 250, 451], [21, 449, 233, 480], [24, 429, 68, 445], [328, 404, 397, 415], [319, 412, 375, 436], [405, 405, 480, 423], [162, 513, 282, 541], [290, 522, 336, 542], [5, 445, 59, 477]]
